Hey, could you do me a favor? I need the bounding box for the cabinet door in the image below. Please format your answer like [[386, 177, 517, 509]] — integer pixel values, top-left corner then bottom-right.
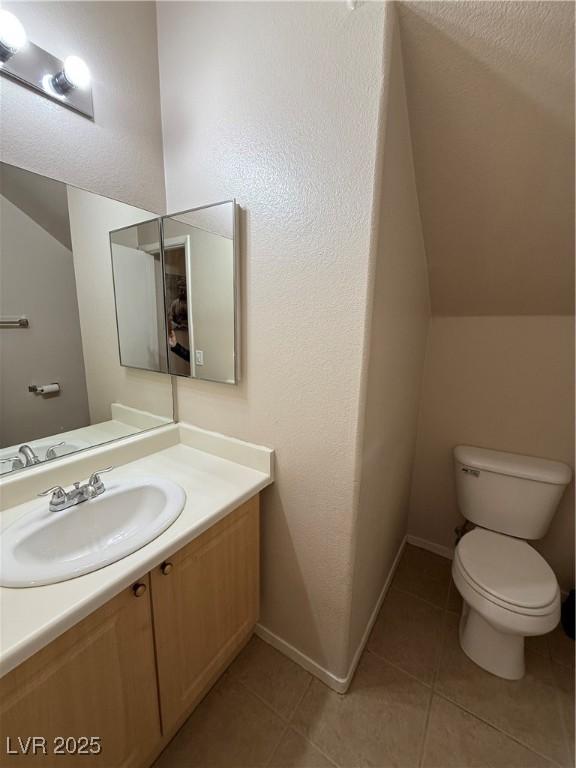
[[0, 577, 161, 767], [151, 495, 259, 734]]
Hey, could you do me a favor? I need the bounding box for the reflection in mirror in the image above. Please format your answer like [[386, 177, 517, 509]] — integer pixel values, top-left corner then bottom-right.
[[110, 221, 168, 373], [163, 201, 238, 384], [163, 236, 192, 377], [0, 162, 174, 476]]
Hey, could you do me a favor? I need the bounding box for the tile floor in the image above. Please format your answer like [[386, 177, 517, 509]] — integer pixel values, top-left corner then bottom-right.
[[154, 544, 575, 768]]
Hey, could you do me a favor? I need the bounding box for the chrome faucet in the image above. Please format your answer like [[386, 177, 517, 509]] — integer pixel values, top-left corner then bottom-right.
[[18, 444, 40, 467], [39, 467, 114, 512], [1, 442, 63, 472]]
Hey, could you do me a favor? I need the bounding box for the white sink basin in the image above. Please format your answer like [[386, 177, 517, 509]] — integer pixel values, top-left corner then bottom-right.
[[0, 476, 186, 587]]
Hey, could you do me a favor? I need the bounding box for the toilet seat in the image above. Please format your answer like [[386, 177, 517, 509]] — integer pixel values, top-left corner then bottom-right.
[[454, 529, 559, 616]]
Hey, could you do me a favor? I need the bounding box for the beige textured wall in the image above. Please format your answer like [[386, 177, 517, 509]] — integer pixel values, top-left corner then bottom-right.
[[67, 187, 174, 425], [398, 1, 574, 316], [347, 7, 430, 663], [1, 1, 166, 215], [408, 316, 575, 589], [158, 1, 388, 678], [402, 1, 575, 591]]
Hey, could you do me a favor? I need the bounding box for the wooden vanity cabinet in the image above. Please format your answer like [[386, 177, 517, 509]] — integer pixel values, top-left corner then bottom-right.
[[151, 495, 260, 735], [0, 494, 260, 766], [0, 575, 160, 767]]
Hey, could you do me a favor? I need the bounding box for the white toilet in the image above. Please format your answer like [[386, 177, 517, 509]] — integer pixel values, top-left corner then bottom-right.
[[452, 445, 572, 680]]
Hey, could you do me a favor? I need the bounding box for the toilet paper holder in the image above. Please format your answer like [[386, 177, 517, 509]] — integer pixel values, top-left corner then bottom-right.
[[28, 383, 61, 395]]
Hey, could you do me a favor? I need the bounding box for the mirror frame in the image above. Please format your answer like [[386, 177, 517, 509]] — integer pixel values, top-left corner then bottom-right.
[[109, 199, 240, 385]]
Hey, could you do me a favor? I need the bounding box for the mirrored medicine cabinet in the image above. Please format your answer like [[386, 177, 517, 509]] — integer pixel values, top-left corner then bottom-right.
[[109, 200, 239, 385], [0, 161, 239, 478]]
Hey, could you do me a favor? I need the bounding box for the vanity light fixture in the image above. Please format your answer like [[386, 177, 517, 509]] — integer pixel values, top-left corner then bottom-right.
[[0, 15, 94, 119], [0, 10, 27, 62]]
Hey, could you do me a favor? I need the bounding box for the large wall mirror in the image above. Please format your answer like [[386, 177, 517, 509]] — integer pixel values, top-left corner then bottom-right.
[[110, 200, 239, 385], [0, 162, 174, 476]]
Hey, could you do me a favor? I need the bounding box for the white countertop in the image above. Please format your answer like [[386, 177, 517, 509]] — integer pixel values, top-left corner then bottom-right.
[[0, 437, 273, 678], [1, 403, 172, 477]]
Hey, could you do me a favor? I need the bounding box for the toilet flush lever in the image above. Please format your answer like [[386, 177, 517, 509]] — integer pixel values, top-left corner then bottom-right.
[[461, 467, 480, 477]]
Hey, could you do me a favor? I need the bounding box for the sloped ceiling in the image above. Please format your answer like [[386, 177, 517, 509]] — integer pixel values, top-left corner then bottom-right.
[[397, 1, 574, 316], [0, 163, 72, 250]]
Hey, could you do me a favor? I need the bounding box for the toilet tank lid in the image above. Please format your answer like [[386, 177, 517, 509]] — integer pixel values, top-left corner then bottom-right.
[[454, 446, 572, 485]]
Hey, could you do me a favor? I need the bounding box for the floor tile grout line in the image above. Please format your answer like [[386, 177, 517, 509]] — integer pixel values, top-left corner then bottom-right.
[[287, 673, 313, 723], [236, 677, 295, 725], [417, 606, 454, 768], [431, 608, 453, 693], [233, 667, 323, 767], [233, 674, 300, 726], [231, 679, 299, 768], [215, 675, 294, 768], [364, 647, 433, 690], [443, 571, 453, 612], [417, 686, 435, 768], [393, 551, 451, 768], [436, 610, 573, 767], [548, 655, 575, 671], [548, 663, 575, 768], [390, 583, 451, 613], [296, 731, 340, 768], [364, 597, 450, 691], [230, 636, 316, 725], [264, 721, 291, 768], [432, 688, 567, 768], [286, 676, 341, 768], [310, 743, 340, 768], [234, 662, 340, 766]]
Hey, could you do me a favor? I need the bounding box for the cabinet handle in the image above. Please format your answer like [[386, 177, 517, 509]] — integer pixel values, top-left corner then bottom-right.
[[132, 582, 147, 597], [160, 561, 173, 576]]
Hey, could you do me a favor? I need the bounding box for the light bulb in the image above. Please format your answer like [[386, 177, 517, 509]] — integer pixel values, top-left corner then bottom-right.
[[0, 10, 27, 61], [63, 55, 90, 89], [52, 55, 90, 94]]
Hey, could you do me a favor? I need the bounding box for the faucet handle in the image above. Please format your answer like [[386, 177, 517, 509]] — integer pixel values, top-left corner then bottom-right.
[[39, 485, 66, 497], [1, 455, 23, 465], [88, 466, 114, 483], [88, 466, 114, 493], [38, 486, 67, 506], [45, 441, 65, 461]]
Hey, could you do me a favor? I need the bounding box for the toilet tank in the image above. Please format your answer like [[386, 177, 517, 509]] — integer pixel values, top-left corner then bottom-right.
[[454, 446, 572, 539]]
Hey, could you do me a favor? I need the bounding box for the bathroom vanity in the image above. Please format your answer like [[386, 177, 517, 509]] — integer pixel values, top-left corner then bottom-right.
[[0, 425, 273, 767], [0, 156, 258, 765]]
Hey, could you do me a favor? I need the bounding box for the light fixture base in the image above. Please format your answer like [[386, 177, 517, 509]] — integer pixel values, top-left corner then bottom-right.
[[0, 43, 15, 63], [0, 40, 93, 119]]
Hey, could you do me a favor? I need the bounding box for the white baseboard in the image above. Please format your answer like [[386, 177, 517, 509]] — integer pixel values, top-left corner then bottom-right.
[[406, 534, 454, 560], [254, 624, 350, 693], [339, 534, 407, 691], [255, 535, 407, 694], [257, 534, 565, 694]]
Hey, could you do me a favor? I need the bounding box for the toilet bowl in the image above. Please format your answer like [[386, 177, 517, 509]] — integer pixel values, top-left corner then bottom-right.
[[452, 528, 560, 679], [451, 445, 571, 680]]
